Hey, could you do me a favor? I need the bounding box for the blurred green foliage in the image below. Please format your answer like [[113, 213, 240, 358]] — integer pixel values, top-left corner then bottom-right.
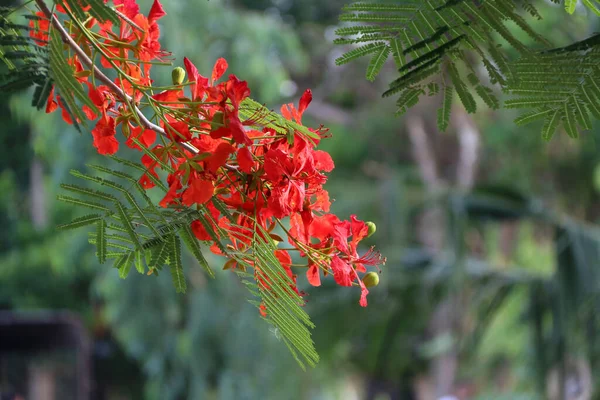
[[3, 0, 600, 399]]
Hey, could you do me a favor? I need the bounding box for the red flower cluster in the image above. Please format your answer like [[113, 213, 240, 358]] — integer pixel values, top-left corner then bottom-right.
[[33, 0, 385, 307]]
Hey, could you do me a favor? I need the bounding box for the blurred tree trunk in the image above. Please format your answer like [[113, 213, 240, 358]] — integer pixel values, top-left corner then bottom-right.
[[406, 106, 480, 399], [30, 156, 48, 230]]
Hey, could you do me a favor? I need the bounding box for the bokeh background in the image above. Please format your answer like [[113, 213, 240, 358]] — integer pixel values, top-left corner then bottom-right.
[[2, 0, 600, 399]]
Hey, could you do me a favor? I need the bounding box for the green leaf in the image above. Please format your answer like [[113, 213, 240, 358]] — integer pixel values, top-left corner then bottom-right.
[[437, 85, 453, 131], [32, 77, 53, 110], [179, 224, 215, 278], [542, 109, 562, 141], [336, 42, 389, 66], [366, 44, 391, 81], [168, 234, 187, 293], [115, 253, 133, 279], [395, 87, 423, 115], [134, 250, 145, 274], [565, 0, 577, 14], [57, 214, 103, 230], [114, 201, 143, 249], [149, 238, 170, 270], [563, 102, 579, 138], [448, 62, 477, 113], [573, 98, 592, 130], [57, 195, 112, 212], [475, 84, 500, 109], [514, 109, 553, 126], [60, 183, 116, 202], [97, 219, 107, 264], [389, 37, 406, 68], [581, 0, 600, 15]]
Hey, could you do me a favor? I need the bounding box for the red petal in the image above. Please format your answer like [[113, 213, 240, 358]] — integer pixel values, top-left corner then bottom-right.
[[82, 105, 97, 120], [306, 264, 321, 287], [206, 142, 234, 173], [139, 172, 157, 189], [140, 129, 157, 148], [114, 0, 139, 19], [308, 213, 339, 241], [183, 57, 199, 80], [45, 87, 58, 113], [147, 0, 166, 23], [237, 147, 254, 173], [164, 120, 191, 142], [182, 178, 214, 206], [331, 255, 354, 287], [313, 150, 334, 172], [298, 89, 312, 115], [212, 58, 228, 83], [94, 136, 119, 155], [152, 89, 182, 103], [191, 220, 210, 241], [359, 284, 369, 307]]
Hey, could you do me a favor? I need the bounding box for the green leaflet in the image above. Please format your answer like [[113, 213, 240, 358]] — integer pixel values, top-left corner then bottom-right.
[[0, 10, 51, 103], [57, 213, 103, 230], [335, 41, 390, 66], [168, 234, 187, 293], [565, 0, 577, 14], [57, 195, 112, 212], [395, 87, 423, 116], [335, 0, 547, 119], [563, 101, 578, 138], [581, 0, 600, 16], [542, 109, 562, 141], [149, 239, 170, 271], [238, 98, 320, 145], [514, 109, 552, 126], [116, 253, 133, 279], [97, 219, 107, 264], [179, 224, 215, 278], [505, 40, 600, 139], [437, 85, 453, 131], [49, 26, 96, 128], [366, 44, 391, 82], [448, 61, 476, 113], [59, 165, 220, 284]]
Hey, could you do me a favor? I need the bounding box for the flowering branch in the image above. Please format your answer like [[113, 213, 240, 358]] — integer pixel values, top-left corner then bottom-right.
[[26, 0, 386, 366]]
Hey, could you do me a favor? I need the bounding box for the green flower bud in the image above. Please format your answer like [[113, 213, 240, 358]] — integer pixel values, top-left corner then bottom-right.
[[363, 271, 380, 288], [171, 67, 186, 85], [366, 221, 377, 238]]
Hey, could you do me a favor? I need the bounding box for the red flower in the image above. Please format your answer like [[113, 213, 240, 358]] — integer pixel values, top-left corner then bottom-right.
[[163, 117, 192, 142], [183, 57, 209, 100], [237, 147, 254, 173], [210, 76, 252, 145], [29, 12, 49, 46], [159, 173, 183, 208], [211, 58, 228, 84], [206, 142, 235, 173], [182, 176, 214, 206], [191, 203, 221, 241], [91, 114, 119, 155], [114, 0, 140, 20], [126, 124, 156, 150]]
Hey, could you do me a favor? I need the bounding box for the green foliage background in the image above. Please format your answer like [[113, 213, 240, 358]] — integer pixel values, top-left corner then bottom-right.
[[3, 0, 600, 399]]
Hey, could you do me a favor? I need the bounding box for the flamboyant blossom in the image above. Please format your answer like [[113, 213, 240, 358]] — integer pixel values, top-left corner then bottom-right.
[[33, 0, 385, 307]]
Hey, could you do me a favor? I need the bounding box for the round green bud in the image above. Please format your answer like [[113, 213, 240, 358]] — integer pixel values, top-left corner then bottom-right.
[[366, 221, 377, 238], [363, 271, 380, 288], [171, 67, 186, 85]]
